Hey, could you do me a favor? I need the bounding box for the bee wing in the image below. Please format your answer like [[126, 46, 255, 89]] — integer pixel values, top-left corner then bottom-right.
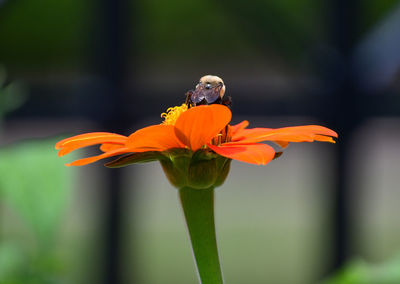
[[191, 86, 206, 104], [204, 86, 222, 104], [191, 85, 221, 104]]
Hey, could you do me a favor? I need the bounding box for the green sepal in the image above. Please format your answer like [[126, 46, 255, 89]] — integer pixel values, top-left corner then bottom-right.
[[157, 148, 192, 188], [161, 148, 231, 190], [214, 156, 231, 187], [191, 148, 218, 162], [188, 158, 217, 189], [105, 151, 166, 168], [164, 148, 192, 160], [160, 155, 191, 189]]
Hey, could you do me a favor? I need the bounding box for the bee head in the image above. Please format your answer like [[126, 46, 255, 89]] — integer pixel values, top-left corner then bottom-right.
[[196, 75, 226, 98]]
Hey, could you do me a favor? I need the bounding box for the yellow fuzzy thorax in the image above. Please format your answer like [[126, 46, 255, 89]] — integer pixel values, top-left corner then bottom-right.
[[161, 103, 188, 125]]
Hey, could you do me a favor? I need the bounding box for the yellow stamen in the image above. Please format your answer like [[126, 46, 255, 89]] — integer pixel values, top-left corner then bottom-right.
[[161, 103, 188, 125], [211, 126, 232, 146]]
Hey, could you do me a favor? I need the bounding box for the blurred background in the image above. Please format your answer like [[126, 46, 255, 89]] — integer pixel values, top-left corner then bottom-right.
[[1, 0, 400, 283]]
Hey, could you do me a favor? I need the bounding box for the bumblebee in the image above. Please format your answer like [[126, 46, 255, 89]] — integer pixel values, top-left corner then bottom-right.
[[185, 75, 232, 108]]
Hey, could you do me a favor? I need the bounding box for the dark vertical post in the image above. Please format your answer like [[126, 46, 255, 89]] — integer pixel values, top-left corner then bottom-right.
[[329, 0, 360, 271], [92, 0, 133, 283]]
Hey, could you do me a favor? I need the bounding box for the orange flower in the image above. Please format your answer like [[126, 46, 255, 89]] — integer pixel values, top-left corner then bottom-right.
[[56, 104, 337, 167]]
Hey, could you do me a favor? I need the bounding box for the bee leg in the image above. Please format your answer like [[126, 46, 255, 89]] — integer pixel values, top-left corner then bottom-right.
[[185, 90, 194, 107]]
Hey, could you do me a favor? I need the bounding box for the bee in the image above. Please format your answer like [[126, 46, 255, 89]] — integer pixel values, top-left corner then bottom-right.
[[185, 75, 232, 108]]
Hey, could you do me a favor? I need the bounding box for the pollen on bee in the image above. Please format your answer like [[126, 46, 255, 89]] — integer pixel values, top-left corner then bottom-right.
[[161, 103, 188, 125]]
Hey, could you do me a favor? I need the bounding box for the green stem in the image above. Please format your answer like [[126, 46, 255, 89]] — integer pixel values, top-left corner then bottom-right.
[[179, 186, 223, 284]]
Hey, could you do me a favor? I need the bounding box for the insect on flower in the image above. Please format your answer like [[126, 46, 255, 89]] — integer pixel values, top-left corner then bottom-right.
[[55, 75, 337, 189], [185, 75, 232, 108]]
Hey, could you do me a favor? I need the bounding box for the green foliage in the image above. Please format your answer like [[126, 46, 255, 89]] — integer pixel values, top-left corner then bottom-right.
[[360, 0, 400, 36], [0, 0, 92, 68], [0, 140, 74, 283], [322, 255, 400, 284]]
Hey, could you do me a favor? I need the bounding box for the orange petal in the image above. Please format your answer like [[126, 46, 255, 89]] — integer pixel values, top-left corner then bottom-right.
[[174, 105, 232, 151], [232, 127, 272, 142], [126, 125, 184, 152], [67, 147, 130, 166], [231, 125, 337, 144], [100, 143, 126, 152], [313, 134, 336, 143], [208, 143, 276, 165], [230, 120, 249, 135], [284, 125, 338, 137], [56, 132, 128, 156]]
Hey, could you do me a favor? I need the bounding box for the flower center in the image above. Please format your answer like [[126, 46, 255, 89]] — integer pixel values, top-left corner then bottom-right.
[[211, 125, 232, 146], [161, 103, 188, 125]]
